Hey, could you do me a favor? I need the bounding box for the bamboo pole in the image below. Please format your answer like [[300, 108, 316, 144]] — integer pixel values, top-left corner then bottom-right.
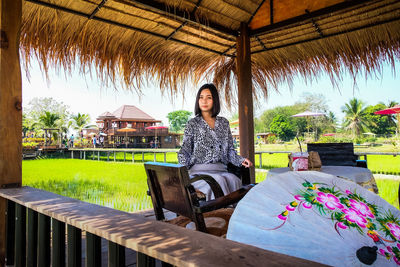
[[0, 0, 22, 264], [236, 22, 255, 183]]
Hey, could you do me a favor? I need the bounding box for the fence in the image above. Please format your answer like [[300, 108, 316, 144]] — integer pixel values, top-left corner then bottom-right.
[[0, 187, 317, 266]]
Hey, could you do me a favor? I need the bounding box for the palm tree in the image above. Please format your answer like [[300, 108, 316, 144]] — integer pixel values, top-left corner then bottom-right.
[[341, 98, 369, 136], [39, 111, 60, 128], [70, 113, 91, 132]]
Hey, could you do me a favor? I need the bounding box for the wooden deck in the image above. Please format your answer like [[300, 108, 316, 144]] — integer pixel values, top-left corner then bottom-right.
[[0, 187, 323, 267]]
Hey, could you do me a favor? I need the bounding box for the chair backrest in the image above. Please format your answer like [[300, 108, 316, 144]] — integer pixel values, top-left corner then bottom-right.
[[144, 162, 197, 221], [307, 142, 357, 166]]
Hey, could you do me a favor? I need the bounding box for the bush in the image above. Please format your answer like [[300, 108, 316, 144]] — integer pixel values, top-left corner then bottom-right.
[[266, 135, 277, 144], [22, 142, 39, 149]]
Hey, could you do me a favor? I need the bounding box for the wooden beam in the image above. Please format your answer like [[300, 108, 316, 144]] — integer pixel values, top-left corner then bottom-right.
[[236, 23, 255, 183], [250, 0, 373, 36], [0, 0, 22, 264]]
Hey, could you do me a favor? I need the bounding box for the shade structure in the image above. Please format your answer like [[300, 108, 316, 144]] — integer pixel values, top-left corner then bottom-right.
[[19, 0, 400, 105], [145, 126, 168, 148], [374, 105, 400, 134], [291, 111, 326, 117], [292, 111, 325, 137], [227, 171, 400, 266], [118, 127, 137, 148], [374, 106, 400, 115]]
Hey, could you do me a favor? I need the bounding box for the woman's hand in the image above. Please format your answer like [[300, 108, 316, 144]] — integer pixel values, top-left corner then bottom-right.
[[242, 158, 253, 168]]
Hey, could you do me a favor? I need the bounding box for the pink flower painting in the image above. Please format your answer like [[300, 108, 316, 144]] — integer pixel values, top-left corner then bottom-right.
[[316, 192, 344, 210]]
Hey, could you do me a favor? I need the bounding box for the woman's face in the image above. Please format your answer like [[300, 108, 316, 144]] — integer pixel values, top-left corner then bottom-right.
[[199, 89, 213, 113]]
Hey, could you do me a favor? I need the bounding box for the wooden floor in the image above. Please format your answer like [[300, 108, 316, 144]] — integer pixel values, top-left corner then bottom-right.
[[81, 208, 176, 267]]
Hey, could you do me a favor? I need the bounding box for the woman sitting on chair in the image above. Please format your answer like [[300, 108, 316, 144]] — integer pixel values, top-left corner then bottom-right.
[[178, 83, 253, 200]]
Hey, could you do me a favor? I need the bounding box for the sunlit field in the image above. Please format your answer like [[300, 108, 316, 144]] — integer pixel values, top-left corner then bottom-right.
[[23, 158, 399, 212]]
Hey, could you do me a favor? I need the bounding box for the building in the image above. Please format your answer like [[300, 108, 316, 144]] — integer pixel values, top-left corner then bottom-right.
[[95, 105, 180, 148]]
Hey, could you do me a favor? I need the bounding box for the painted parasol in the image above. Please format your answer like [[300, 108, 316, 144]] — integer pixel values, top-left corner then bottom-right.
[[374, 105, 400, 135], [227, 171, 400, 266], [118, 126, 137, 148], [145, 126, 168, 148]]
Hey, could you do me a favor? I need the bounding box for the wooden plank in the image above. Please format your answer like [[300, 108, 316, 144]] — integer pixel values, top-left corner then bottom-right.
[[15, 203, 26, 267], [38, 213, 50, 267], [236, 22, 255, 183], [27, 209, 38, 267], [5, 200, 15, 265], [52, 218, 66, 267], [0, 187, 323, 267], [108, 240, 125, 267], [67, 225, 82, 267], [86, 232, 101, 267]]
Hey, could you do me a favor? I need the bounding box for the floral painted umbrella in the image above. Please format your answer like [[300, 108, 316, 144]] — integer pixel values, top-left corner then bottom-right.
[[227, 171, 400, 266]]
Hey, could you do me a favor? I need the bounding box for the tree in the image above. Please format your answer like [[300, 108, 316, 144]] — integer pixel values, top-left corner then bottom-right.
[[39, 111, 60, 128], [323, 111, 337, 133], [71, 113, 91, 132], [167, 110, 192, 133], [25, 97, 71, 133], [26, 97, 70, 121], [269, 115, 296, 141], [22, 114, 38, 137], [341, 98, 369, 136], [364, 104, 396, 135]]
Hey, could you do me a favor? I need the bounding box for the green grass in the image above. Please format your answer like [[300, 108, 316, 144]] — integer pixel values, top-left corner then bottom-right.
[[376, 179, 400, 209], [23, 155, 400, 213], [23, 159, 152, 212]]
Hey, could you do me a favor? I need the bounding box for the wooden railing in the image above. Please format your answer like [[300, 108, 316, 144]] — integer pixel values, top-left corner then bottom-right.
[[0, 187, 319, 266], [68, 149, 400, 169]]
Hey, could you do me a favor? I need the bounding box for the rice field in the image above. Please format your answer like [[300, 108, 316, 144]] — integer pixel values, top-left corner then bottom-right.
[[23, 158, 400, 212]]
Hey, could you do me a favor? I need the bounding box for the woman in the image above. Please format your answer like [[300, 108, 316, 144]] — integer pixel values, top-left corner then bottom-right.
[[178, 83, 253, 200]]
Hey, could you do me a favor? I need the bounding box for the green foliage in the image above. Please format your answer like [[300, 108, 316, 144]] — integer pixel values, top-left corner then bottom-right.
[[341, 98, 369, 136], [24, 97, 71, 135], [269, 114, 296, 141], [364, 104, 396, 135], [39, 111, 60, 128], [70, 113, 91, 132], [167, 110, 192, 133]]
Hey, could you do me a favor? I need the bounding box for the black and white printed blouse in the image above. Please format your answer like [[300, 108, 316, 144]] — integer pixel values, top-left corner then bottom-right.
[[178, 115, 244, 169]]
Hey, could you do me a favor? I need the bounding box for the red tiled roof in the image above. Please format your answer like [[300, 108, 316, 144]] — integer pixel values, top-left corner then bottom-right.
[[112, 105, 159, 121], [97, 111, 116, 119]]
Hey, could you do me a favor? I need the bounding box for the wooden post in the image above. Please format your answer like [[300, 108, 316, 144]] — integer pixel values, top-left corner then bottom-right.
[[236, 22, 255, 183], [0, 0, 22, 264]]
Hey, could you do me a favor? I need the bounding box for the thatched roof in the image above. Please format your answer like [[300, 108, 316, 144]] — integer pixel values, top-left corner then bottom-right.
[[21, 0, 400, 104]]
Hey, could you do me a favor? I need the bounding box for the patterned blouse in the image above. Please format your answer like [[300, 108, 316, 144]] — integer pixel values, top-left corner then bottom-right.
[[178, 115, 244, 169]]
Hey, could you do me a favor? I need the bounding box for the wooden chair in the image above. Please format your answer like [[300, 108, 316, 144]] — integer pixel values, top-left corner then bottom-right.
[[144, 162, 253, 234], [307, 143, 367, 168]]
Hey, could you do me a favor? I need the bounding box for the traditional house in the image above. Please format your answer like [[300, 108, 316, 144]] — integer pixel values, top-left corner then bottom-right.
[[95, 105, 180, 148]]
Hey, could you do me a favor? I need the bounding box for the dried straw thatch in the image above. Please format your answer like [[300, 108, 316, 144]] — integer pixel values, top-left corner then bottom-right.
[[20, 0, 400, 104]]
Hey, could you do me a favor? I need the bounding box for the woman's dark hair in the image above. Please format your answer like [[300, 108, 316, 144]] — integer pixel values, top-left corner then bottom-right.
[[194, 83, 220, 117]]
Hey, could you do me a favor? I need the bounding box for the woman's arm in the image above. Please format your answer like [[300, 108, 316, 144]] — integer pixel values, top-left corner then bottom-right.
[[178, 121, 194, 167]]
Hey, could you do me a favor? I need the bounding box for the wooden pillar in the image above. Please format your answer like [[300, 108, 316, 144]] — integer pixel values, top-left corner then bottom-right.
[[0, 0, 22, 264], [236, 22, 255, 183]]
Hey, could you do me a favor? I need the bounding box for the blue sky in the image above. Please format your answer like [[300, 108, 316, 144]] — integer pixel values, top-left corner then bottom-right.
[[22, 59, 399, 125]]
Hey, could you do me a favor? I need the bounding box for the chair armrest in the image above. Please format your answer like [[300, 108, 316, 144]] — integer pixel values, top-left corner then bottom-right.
[[195, 184, 255, 213], [190, 174, 224, 198]]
